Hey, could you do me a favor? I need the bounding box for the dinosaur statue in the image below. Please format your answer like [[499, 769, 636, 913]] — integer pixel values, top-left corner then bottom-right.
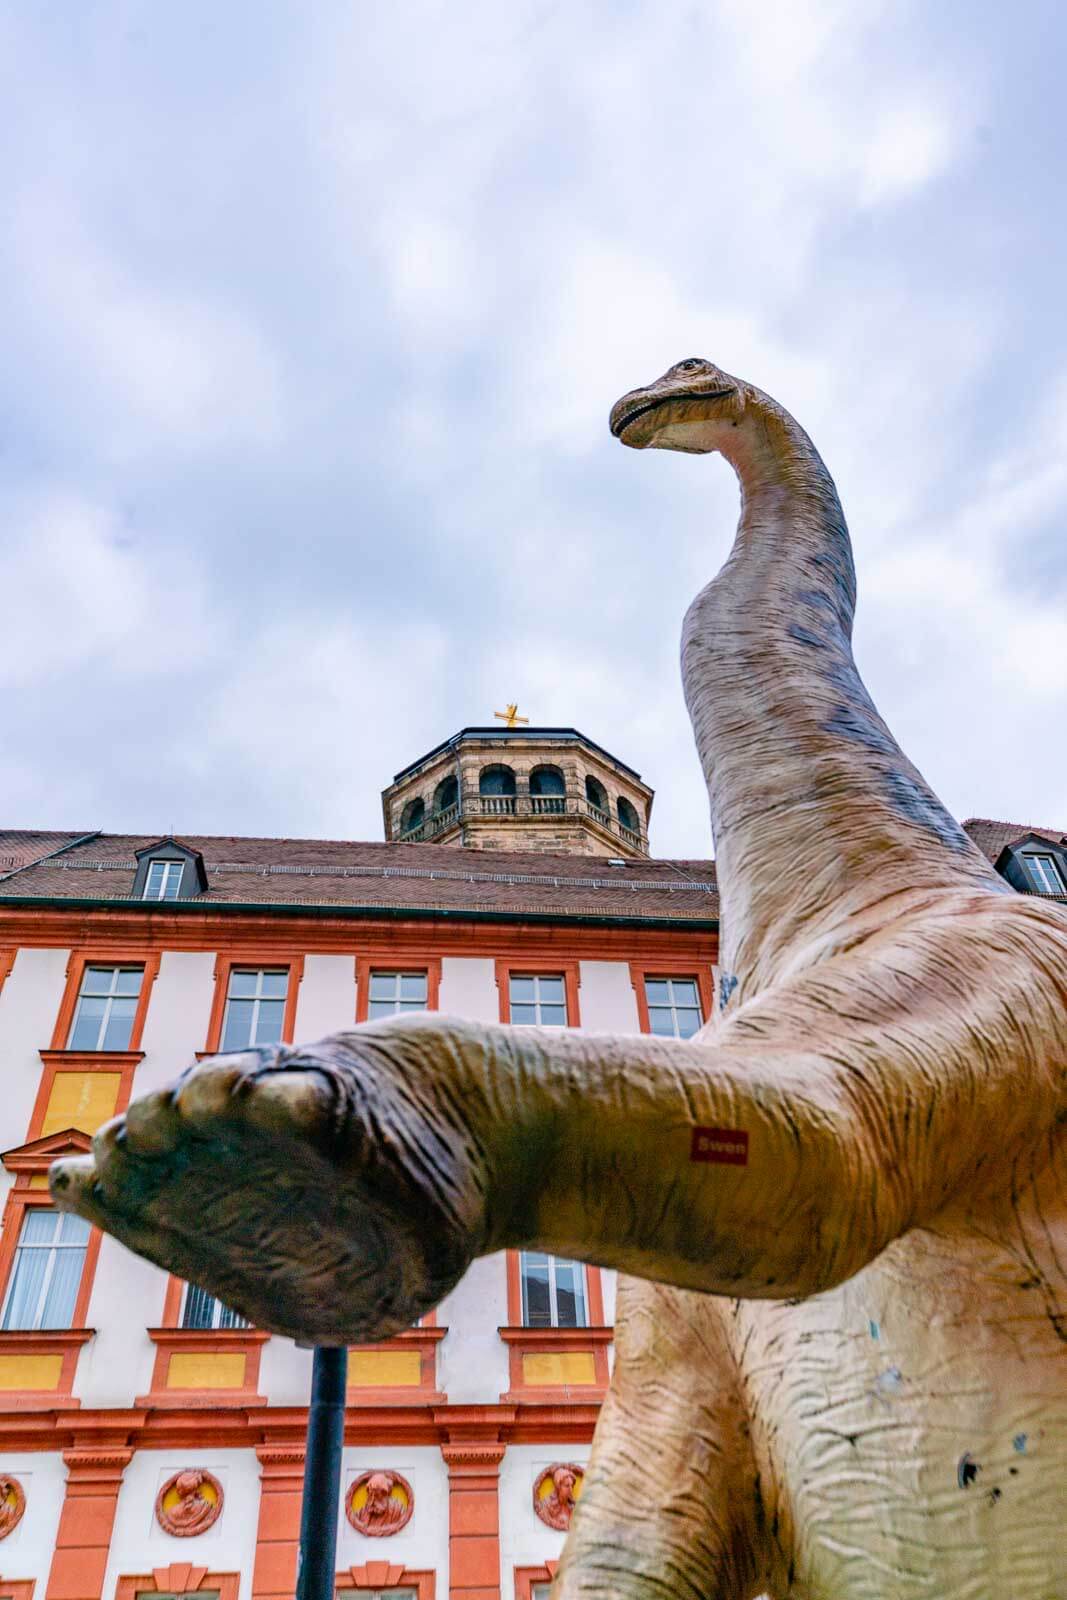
[[51, 360, 1067, 1598]]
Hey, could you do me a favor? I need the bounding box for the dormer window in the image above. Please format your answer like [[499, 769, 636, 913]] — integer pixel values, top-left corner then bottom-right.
[[131, 838, 207, 901], [143, 860, 184, 901], [1023, 853, 1065, 893]]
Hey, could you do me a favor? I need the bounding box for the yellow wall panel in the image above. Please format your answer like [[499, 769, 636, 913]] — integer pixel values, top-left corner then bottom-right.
[[522, 1350, 597, 1386], [348, 1349, 422, 1387], [42, 1072, 122, 1136], [0, 1353, 63, 1390], [166, 1351, 247, 1390]]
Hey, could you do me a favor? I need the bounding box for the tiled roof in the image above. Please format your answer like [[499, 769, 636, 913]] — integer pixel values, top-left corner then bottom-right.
[[1, 816, 1056, 926], [0, 830, 91, 877], [0, 830, 718, 925], [962, 817, 1066, 862]]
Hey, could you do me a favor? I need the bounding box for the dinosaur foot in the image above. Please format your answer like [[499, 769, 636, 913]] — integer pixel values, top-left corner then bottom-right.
[[48, 1032, 482, 1343]]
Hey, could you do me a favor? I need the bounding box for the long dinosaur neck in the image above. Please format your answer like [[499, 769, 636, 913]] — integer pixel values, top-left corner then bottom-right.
[[682, 395, 1004, 1004]]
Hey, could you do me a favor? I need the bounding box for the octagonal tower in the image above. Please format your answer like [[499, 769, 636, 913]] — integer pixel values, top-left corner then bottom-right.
[[381, 726, 653, 857]]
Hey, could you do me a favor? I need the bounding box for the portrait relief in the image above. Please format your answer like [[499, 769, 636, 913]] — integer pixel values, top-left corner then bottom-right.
[[0, 1476, 26, 1540], [346, 1469, 414, 1537], [154, 1468, 224, 1537], [533, 1463, 584, 1531]]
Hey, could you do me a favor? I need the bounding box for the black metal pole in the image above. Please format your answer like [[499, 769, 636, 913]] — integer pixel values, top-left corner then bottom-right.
[[295, 1345, 348, 1600]]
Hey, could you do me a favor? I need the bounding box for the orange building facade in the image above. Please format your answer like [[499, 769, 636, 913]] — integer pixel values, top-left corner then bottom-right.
[[0, 727, 723, 1600]]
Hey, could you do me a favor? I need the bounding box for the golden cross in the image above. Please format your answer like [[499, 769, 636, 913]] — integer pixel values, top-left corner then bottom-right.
[[493, 703, 529, 728]]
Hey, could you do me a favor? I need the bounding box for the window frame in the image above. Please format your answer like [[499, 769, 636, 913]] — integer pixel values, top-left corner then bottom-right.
[[334, 1563, 435, 1599], [630, 960, 714, 1038], [495, 959, 581, 1027], [50, 951, 161, 1053], [518, 1251, 589, 1330], [115, 1567, 239, 1600], [501, 1249, 610, 1401], [0, 1207, 92, 1332], [355, 957, 441, 1024], [0, 1160, 98, 1406], [202, 954, 304, 1055], [1023, 852, 1065, 894], [142, 859, 185, 901]]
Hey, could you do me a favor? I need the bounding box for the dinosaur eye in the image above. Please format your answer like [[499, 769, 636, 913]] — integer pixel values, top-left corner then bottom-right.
[[677, 358, 705, 372]]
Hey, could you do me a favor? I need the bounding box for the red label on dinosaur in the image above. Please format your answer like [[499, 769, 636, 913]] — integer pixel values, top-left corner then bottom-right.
[[690, 1126, 749, 1165]]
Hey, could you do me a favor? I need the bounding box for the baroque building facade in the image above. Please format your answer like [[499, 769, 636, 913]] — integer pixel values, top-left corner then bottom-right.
[[0, 721, 1060, 1600]]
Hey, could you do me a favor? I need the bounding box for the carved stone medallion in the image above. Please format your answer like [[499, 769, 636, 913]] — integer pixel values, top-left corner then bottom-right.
[[533, 1463, 584, 1531], [345, 1470, 414, 1537], [0, 1476, 25, 1540], [155, 1468, 224, 1537]]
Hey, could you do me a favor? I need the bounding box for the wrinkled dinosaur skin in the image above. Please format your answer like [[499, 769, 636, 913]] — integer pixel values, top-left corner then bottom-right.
[[52, 361, 1067, 1598]]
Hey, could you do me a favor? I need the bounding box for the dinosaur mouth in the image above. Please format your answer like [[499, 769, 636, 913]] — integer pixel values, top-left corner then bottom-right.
[[610, 389, 735, 438]]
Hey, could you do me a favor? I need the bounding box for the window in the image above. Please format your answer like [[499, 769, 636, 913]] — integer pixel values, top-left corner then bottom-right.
[[1023, 853, 1065, 893], [220, 968, 288, 1051], [1, 1211, 91, 1330], [509, 974, 567, 1026], [529, 765, 566, 812], [520, 1252, 587, 1328], [399, 798, 425, 836], [143, 860, 184, 900], [479, 764, 516, 796], [433, 775, 459, 813], [617, 796, 641, 834], [368, 971, 428, 1020], [644, 977, 703, 1039], [181, 1281, 249, 1330], [584, 775, 608, 815], [532, 1587, 551, 1600], [68, 965, 143, 1051]]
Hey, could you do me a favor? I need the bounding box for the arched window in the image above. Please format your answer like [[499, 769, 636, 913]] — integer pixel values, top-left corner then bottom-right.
[[530, 765, 565, 796], [479, 765, 516, 796], [617, 796, 641, 835], [530, 765, 565, 813], [399, 797, 425, 836], [434, 775, 459, 813], [584, 775, 608, 815]]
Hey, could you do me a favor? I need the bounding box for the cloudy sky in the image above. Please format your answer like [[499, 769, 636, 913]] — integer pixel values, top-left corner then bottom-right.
[[3, 1, 1065, 859]]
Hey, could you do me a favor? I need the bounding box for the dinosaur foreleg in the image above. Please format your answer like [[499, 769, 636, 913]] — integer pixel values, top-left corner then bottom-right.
[[558, 1276, 770, 1600], [49, 899, 1067, 1343]]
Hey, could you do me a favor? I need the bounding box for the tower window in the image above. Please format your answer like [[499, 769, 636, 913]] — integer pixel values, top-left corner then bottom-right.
[[479, 764, 517, 796], [221, 968, 288, 1051], [617, 796, 641, 835], [584, 775, 609, 815], [399, 798, 425, 836], [529, 765, 565, 796], [433, 775, 459, 813], [1023, 853, 1065, 893], [143, 859, 184, 900], [68, 965, 144, 1051], [520, 1251, 588, 1328], [1, 1211, 91, 1330]]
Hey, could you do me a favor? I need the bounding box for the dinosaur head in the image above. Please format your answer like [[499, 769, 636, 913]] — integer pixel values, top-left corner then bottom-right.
[[610, 358, 746, 453]]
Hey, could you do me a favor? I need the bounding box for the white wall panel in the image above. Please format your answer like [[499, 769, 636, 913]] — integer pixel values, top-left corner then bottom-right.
[[336, 1444, 448, 1591], [0, 947, 70, 1141], [103, 1448, 261, 1600], [296, 953, 355, 1042], [78, 1233, 163, 1407], [438, 958, 498, 1024], [499, 1443, 592, 1600], [436, 1253, 509, 1404], [578, 961, 640, 1033], [0, 1451, 66, 1594], [258, 1333, 313, 1407], [137, 950, 216, 1090]]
